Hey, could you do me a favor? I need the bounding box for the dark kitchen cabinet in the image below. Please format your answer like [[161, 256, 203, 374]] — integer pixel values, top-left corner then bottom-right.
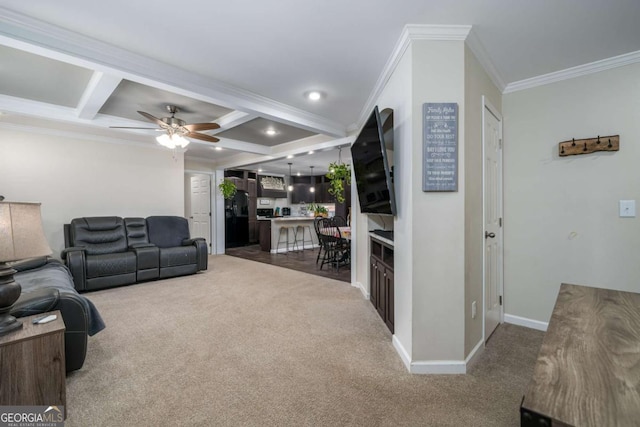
[[247, 178, 257, 197], [259, 220, 271, 252], [370, 237, 394, 333], [334, 183, 351, 220], [249, 220, 257, 243], [257, 175, 287, 198], [292, 183, 315, 204]]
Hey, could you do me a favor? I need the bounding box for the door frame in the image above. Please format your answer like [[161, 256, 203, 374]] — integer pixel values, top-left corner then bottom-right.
[[481, 96, 504, 343], [185, 170, 217, 254]]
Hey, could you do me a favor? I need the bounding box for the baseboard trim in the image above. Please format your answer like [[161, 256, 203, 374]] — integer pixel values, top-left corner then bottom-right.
[[465, 339, 484, 371], [411, 360, 466, 374], [392, 335, 411, 371], [355, 281, 369, 299], [392, 335, 467, 374], [504, 314, 548, 331]]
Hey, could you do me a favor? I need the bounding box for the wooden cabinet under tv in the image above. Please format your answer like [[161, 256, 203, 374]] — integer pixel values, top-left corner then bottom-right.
[[370, 236, 394, 333]]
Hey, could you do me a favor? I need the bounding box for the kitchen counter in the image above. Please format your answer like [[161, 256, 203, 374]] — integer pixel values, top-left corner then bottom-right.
[[272, 216, 316, 221], [258, 217, 319, 252]]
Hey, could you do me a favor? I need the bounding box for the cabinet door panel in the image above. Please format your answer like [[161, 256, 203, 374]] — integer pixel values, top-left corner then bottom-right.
[[370, 258, 378, 309], [384, 267, 394, 333]]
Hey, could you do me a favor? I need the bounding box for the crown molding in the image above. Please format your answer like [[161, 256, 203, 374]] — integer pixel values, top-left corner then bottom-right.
[[503, 49, 640, 94], [465, 29, 506, 92], [0, 120, 165, 152], [352, 25, 473, 132], [0, 7, 347, 138]]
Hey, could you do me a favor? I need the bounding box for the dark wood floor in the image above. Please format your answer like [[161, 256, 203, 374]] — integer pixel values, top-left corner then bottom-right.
[[225, 244, 351, 283]]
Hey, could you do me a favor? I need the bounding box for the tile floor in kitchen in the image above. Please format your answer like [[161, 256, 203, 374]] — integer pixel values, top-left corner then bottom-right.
[[224, 244, 350, 283]]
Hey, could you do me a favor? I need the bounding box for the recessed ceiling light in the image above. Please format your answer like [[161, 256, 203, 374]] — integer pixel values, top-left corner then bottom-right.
[[308, 150, 314, 155], [286, 155, 294, 159], [258, 168, 263, 172], [265, 129, 277, 136], [297, 172, 301, 176], [215, 147, 222, 151], [306, 91, 323, 101]]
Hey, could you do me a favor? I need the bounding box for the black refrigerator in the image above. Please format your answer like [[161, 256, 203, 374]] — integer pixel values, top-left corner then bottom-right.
[[225, 190, 249, 248]]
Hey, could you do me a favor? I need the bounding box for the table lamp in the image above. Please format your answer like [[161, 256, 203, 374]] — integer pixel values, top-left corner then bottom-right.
[[0, 202, 52, 335]]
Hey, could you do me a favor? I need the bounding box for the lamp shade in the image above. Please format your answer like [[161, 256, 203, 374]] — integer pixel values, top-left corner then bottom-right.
[[0, 202, 52, 262]]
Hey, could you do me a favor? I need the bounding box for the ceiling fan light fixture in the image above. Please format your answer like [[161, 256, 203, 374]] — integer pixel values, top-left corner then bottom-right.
[[156, 133, 189, 149]]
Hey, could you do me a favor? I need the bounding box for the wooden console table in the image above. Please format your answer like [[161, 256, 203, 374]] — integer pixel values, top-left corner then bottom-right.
[[0, 310, 66, 417], [521, 284, 640, 426]]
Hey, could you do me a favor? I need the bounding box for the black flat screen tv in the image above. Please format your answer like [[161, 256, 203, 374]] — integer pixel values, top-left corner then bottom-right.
[[350, 106, 396, 215]]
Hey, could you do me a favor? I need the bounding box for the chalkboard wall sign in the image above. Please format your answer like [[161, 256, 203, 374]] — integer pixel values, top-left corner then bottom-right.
[[423, 103, 458, 192]]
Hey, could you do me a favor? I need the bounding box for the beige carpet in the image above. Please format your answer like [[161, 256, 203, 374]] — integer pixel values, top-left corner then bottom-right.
[[66, 255, 543, 426]]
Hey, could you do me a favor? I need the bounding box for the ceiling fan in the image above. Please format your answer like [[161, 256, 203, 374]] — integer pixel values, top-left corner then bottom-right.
[[110, 105, 220, 148]]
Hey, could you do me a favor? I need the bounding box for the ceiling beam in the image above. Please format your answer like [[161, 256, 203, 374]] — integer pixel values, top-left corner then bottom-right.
[[75, 71, 122, 119], [189, 137, 271, 155], [210, 111, 257, 135], [0, 7, 347, 138], [214, 135, 353, 170]]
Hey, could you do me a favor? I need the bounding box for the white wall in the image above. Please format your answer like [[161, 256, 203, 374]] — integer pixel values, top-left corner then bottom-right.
[[503, 62, 640, 324], [354, 43, 414, 357], [409, 40, 466, 361], [0, 127, 184, 256], [355, 38, 472, 370], [463, 46, 502, 355]]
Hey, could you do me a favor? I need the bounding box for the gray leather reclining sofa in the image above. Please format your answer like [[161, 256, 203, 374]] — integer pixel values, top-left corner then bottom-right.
[[11, 257, 105, 372], [62, 216, 207, 292]]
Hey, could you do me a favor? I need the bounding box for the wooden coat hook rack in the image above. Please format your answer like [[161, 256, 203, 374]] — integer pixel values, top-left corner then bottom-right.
[[559, 134, 619, 157]]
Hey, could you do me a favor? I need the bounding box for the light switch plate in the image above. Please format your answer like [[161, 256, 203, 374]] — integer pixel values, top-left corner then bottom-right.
[[619, 200, 636, 218]]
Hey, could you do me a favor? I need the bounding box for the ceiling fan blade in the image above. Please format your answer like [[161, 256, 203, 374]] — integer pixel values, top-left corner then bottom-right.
[[137, 111, 167, 127], [187, 132, 220, 143], [183, 122, 220, 132]]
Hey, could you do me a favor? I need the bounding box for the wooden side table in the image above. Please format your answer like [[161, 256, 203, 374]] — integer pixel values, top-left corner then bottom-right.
[[0, 310, 66, 417]]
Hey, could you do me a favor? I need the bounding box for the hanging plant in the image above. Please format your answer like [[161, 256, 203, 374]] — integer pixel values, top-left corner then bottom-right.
[[326, 161, 351, 204], [218, 178, 237, 200]]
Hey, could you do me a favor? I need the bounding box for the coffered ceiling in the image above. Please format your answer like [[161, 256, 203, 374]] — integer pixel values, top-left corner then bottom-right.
[[0, 1, 639, 174]]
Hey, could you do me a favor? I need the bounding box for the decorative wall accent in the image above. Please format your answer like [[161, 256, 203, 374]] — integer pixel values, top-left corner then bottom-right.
[[558, 135, 619, 157], [423, 103, 458, 192]]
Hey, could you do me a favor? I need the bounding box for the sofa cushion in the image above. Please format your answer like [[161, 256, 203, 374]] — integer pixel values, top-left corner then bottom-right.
[[86, 252, 136, 279], [124, 217, 150, 246], [147, 216, 191, 248], [70, 217, 127, 255], [159, 246, 197, 268]]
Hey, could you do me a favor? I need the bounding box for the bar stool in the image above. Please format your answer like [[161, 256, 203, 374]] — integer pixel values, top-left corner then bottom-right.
[[295, 224, 314, 251], [276, 226, 298, 253]]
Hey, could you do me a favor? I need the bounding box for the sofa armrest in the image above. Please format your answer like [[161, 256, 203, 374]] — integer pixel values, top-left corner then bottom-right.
[[182, 238, 205, 246], [183, 238, 208, 271], [129, 243, 156, 249], [63, 248, 87, 292], [11, 287, 60, 318], [61, 246, 86, 259]]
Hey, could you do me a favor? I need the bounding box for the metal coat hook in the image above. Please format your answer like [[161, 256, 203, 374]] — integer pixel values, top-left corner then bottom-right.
[[571, 138, 576, 146], [608, 138, 612, 148], [596, 135, 600, 145]]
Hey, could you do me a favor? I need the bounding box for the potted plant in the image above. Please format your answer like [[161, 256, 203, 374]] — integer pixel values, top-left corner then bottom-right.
[[326, 162, 351, 203], [309, 203, 328, 217], [218, 178, 237, 200]]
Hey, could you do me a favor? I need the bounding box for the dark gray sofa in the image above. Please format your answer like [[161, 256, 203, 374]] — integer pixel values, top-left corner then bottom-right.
[[11, 257, 105, 372], [62, 216, 207, 292]]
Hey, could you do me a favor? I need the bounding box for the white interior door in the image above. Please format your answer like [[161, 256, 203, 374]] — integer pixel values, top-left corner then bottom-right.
[[190, 175, 211, 252], [483, 102, 503, 341]]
